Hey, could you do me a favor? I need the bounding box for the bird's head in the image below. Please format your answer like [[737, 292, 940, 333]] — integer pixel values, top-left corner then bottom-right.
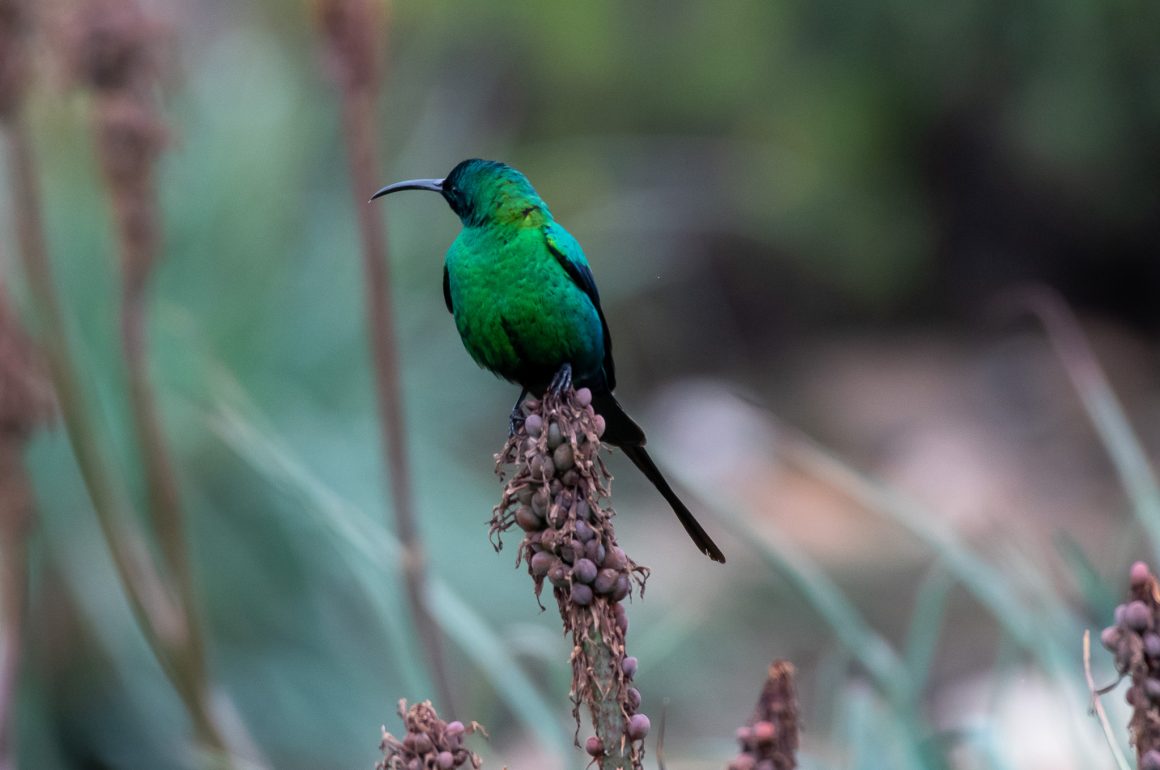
[[371, 159, 546, 228]]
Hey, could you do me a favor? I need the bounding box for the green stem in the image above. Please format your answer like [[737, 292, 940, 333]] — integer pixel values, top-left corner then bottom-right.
[[582, 626, 633, 770]]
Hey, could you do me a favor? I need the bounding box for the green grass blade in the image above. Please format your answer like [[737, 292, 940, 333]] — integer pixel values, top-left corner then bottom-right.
[[1022, 289, 1160, 561], [902, 564, 953, 690]]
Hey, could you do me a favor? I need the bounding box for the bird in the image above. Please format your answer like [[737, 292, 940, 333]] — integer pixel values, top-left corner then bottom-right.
[[371, 159, 725, 563]]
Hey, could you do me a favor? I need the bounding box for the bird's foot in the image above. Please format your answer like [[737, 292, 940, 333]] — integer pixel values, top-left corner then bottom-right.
[[547, 363, 573, 396], [508, 388, 529, 437]]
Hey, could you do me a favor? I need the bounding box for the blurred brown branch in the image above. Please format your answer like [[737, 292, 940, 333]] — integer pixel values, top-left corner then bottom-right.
[[62, 0, 229, 757], [313, 0, 456, 717]]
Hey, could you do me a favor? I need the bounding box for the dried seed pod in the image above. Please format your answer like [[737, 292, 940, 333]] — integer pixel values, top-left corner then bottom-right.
[[1132, 561, 1151, 588], [626, 687, 641, 711], [1146, 633, 1160, 659], [547, 421, 564, 449], [410, 732, 433, 754], [530, 454, 555, 481], [1145, 750, 1160, 770], [531, 487, 550, 517], [605, 546, 627, 571], [515, 505, 543, 531], [575, 499, 590, 522], [593, 414, 605, 437], [574, 519, 595, 542], [530, 551, 554, 578], [621, 656, 637, 680], [436, 751, 455, 769], [585, 736, 604, 757], [752, 720, 776, 743], [627, 713, 650, 740], [445, 721, 465, 738], [729, 755, 757, 770], [548, 562, 570, 589], [570, 583, 594, 606], [575, 387, 593, 407], [585, 540, 606, 566], [553, 442, 574, 471], [594, 568, 619, 595], [1126, 600, 1152, 632], [524, 414, 543, 437], [614, 603, 629, 636], [573, 558, 598, 584], [612, 574, 631, 602], [1101, 626, 1123, 651], [559, 543, 576, 564]]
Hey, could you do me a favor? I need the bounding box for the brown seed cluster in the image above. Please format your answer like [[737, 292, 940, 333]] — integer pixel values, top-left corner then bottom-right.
[[1100, 560, 1160, 766], [376, 700, 483, 770], [729, 661, 800, 770], [492, 387, 650, 768]]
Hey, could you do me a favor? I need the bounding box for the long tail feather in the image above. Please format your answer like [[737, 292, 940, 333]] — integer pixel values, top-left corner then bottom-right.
[[592, 389, 726, 563], [620, 445, 727, 563]]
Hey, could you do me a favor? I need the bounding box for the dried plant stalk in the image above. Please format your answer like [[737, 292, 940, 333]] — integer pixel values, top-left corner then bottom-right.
[[377, 700, 484, 770], [58, 0, 240, 761], [728, 661, 800, 770], [313, 0, 456, 716], [1100, 561, 1160, 768], [492, 388, 650, 770]]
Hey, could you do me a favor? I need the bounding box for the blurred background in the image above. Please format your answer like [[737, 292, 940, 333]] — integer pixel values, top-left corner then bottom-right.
[[3, 0, 1160, 767]]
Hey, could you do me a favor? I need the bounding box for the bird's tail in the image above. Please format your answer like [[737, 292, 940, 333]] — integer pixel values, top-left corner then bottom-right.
[[592, 389, 727, 564]]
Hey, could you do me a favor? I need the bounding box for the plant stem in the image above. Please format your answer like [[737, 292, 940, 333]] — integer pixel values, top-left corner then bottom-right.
[[582, 626, 633, 770], [317, 0, 456, 716]]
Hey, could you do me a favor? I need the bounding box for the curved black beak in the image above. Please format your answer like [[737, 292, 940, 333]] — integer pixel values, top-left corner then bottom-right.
[[369, 178, 444, 202]]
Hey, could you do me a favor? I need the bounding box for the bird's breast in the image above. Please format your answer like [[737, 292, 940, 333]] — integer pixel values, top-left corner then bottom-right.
[[446, 234, 604, 387]]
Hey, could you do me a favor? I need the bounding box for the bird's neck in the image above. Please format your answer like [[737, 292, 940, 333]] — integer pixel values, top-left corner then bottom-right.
[[473, 199, 551, 230]]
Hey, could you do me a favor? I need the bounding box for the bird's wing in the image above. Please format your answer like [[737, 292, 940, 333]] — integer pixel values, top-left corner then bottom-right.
[[544, 223, 616, 390], [442, 265, 453, 313]]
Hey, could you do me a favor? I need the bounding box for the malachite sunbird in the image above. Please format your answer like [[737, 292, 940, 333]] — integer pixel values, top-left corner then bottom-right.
[[371, 159, 725, 563]]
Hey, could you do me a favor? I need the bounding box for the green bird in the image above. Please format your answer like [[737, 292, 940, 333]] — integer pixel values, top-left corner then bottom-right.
[[371, 159, 725, 563]]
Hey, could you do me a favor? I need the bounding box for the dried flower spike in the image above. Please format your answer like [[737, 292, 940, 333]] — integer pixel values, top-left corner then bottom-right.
[[729, 661, 800, 770], [377, 700, 484, 770], [492, 387, 650, 769], [1100, 561, 1160, 762]]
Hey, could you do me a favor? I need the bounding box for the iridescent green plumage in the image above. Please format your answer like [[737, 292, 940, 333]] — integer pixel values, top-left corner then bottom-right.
[[372, 159, 725, 563]]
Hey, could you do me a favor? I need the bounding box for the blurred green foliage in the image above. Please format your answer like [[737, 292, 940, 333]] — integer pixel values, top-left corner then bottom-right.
[[4, 0, 1159, 768]]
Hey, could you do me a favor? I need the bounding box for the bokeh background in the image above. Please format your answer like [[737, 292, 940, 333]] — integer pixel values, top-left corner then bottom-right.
[[3, 0, 1160, 768]]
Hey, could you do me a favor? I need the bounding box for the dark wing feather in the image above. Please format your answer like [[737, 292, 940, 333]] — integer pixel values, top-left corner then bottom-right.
[[442, 265, 453, 314], [545, 228, 616, 390]]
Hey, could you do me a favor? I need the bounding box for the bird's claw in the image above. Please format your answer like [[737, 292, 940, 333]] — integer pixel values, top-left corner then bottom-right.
[[548, 363, 573, 396], [508, 388, 529, 437]]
